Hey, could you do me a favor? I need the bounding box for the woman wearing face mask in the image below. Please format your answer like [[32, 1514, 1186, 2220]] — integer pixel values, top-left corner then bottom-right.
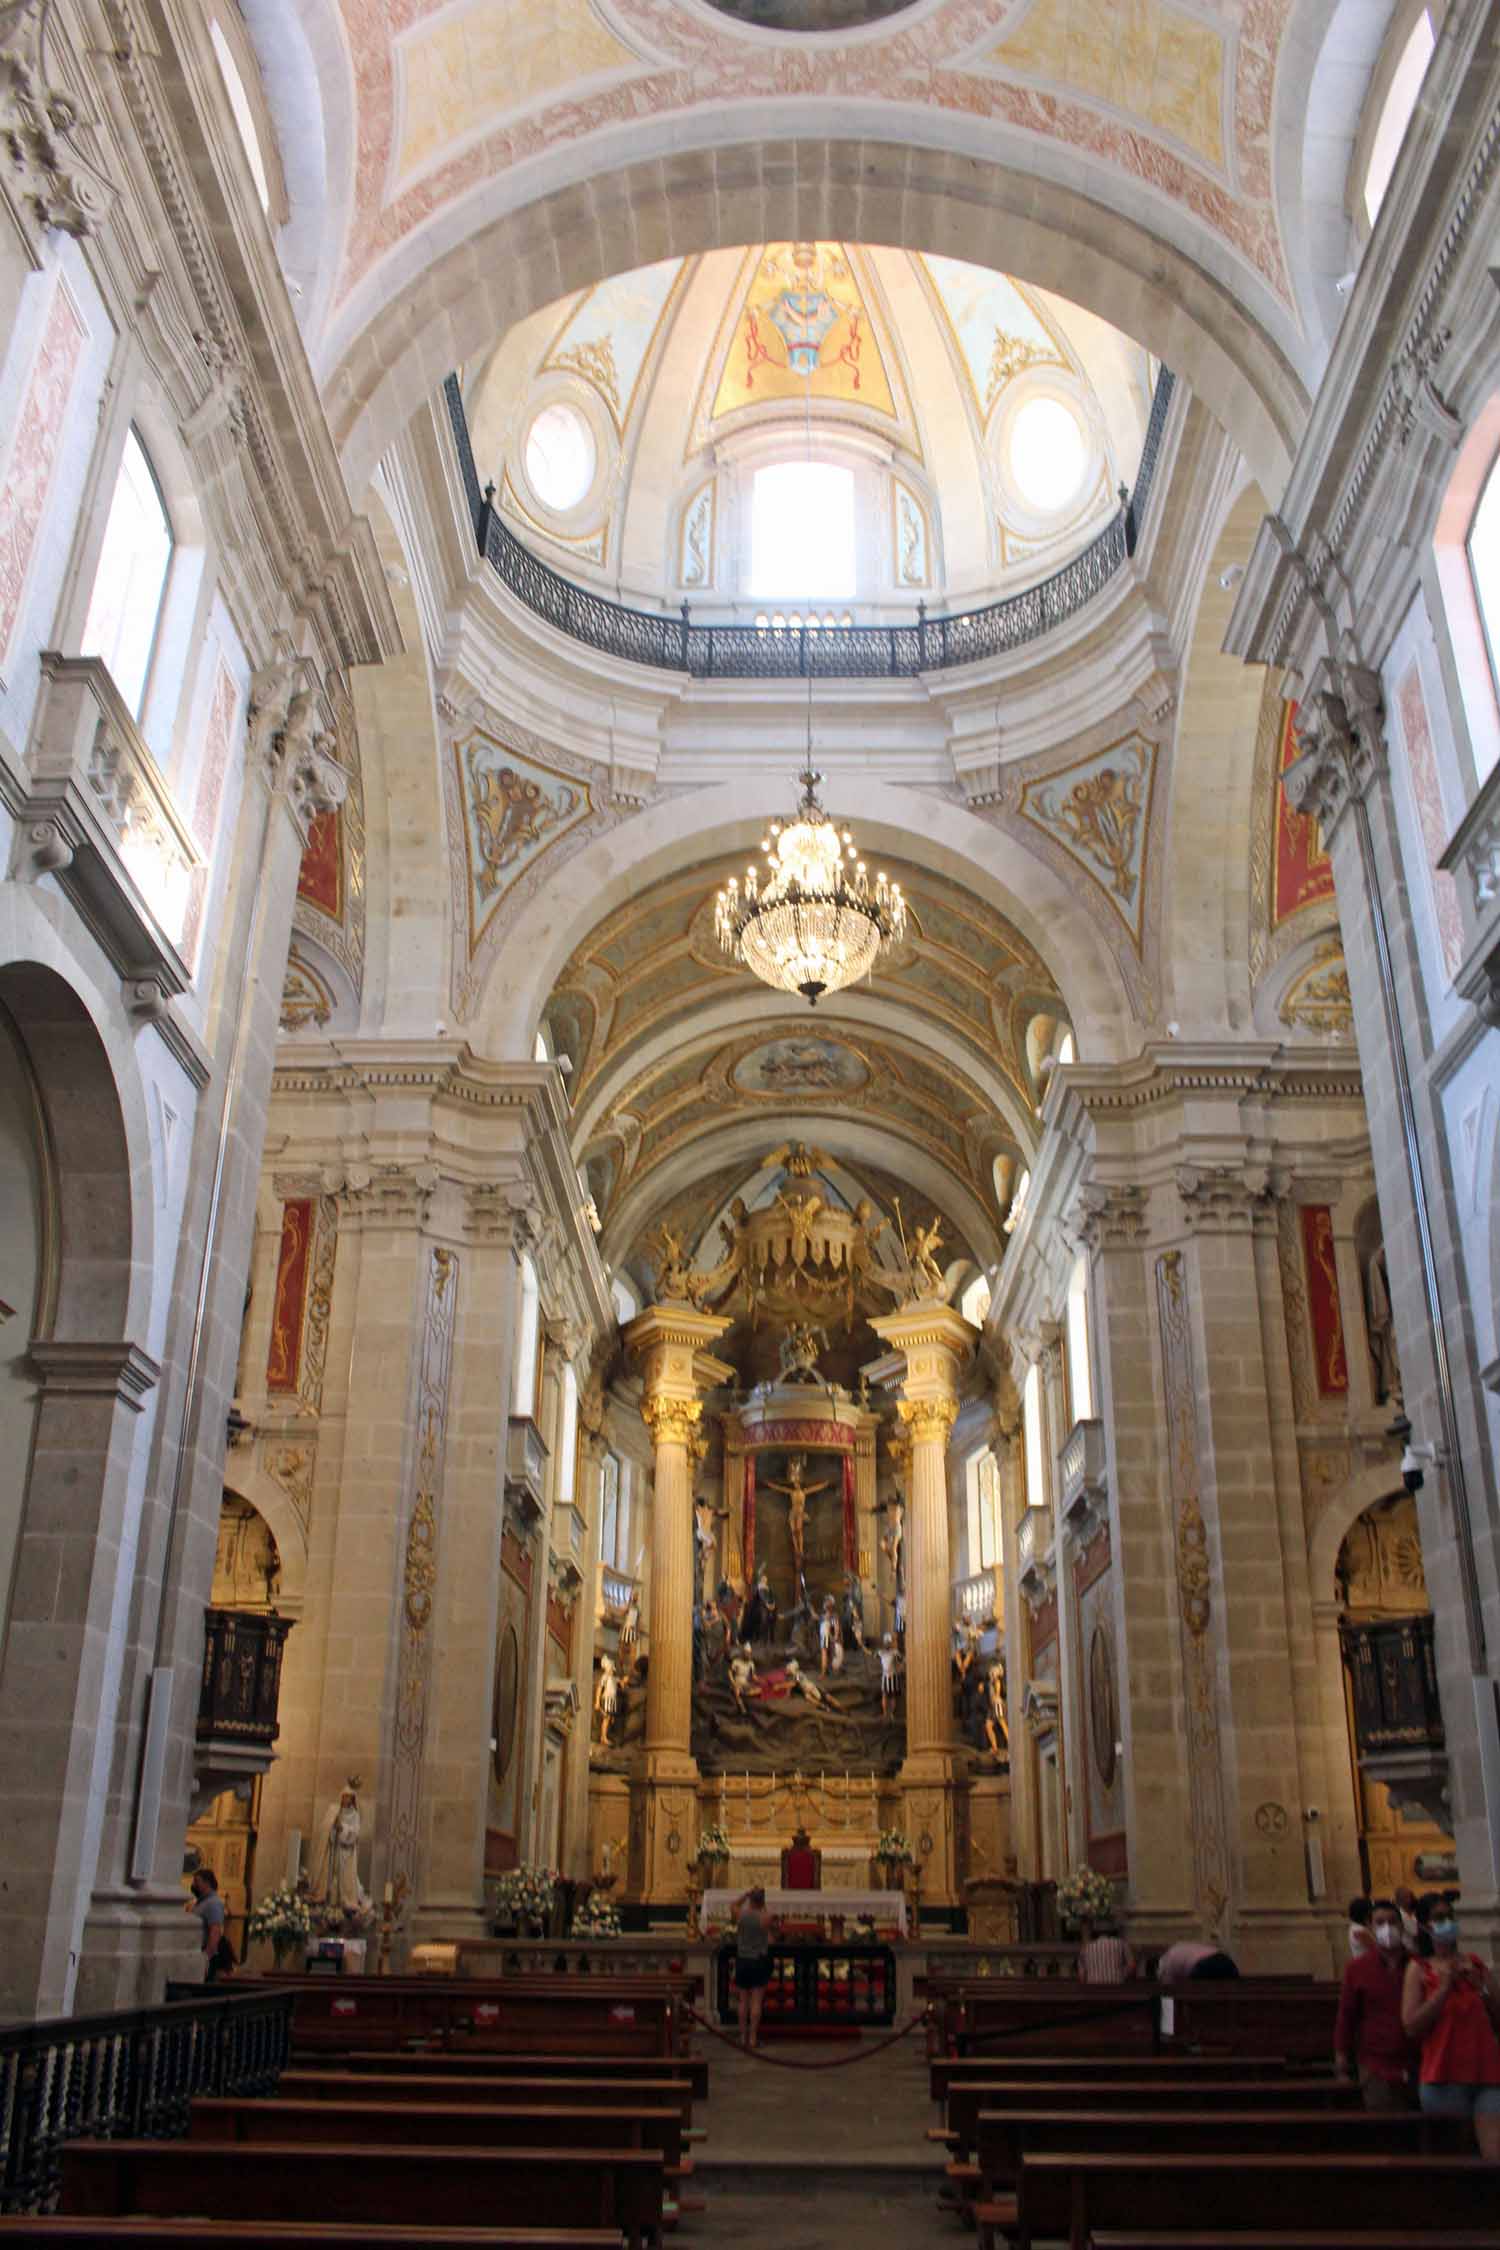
[[1400, 1899, 1500, 2154]]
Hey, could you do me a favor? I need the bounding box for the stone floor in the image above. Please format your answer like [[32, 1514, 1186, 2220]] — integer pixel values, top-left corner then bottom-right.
[[694, 2023, 952, 2249]]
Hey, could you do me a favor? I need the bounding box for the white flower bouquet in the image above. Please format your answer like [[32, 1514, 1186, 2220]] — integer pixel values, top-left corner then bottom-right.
[[491, 1863, 559, 1929], [1055, 1864, 1116, 1928], [695, 1822, 731, 1862], [246, 1884, 313, 1960], [875, 1829, 914, 1864], [574, 1892, 623, 1937]]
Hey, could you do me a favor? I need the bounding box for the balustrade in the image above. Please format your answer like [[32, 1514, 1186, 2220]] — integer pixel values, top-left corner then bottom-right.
[[1438, 754, 1500, 1026], [0, 1988, 291, 2214], [1058, 1417, 1107, 1547], [953, 1568, 998, 1626], [505, 1414, 549, 1525], [445, 371, 1175, 680]]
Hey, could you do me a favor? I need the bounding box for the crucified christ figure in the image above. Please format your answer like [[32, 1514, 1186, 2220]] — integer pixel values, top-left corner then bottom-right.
[[761, 1453, 833, 1599]]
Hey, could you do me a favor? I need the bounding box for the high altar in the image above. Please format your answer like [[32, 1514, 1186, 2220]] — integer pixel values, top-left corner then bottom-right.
[[587, 1149, 1013, 1920]]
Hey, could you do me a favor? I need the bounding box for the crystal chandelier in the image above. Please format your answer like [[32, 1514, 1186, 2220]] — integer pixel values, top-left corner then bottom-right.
[[715, 766, 906, 1005]]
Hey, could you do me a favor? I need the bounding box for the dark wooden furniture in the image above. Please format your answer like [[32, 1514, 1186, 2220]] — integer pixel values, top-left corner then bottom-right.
[[711, 1941, 895, 2029], [941, 2077, 1361, 2163], [331, 2050, 709, 2099], [0, 2226, 620, 2249], [1017, 2154, 1500, 2250], [187, 2098, 686, 2176]]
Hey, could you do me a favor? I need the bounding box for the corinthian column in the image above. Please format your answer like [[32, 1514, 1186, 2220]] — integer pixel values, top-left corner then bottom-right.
[[871, 1300, 977, 1908], [623, 1303, 733, 1906]]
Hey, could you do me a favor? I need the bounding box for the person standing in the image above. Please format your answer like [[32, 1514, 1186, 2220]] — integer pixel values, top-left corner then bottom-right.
[[1335, 1898, 1415, 2110], [187, 1868, 233, 1982], [1401, 1899, 1500, 2154], [732, 1886, 772, 2050]]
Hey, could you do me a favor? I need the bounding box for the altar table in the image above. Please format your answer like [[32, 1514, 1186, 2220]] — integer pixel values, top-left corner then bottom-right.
[[703, 1886, 907, 1934]]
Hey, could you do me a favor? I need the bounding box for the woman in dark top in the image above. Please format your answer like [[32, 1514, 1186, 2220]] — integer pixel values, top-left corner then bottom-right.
[[733, 1886, 772, 2050]]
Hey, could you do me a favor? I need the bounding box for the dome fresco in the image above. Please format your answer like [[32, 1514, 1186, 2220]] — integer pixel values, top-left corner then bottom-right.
[[462, 244, 1153, 616]]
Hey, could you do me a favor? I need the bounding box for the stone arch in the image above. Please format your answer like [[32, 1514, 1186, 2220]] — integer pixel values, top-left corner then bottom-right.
[[467, 773, 1138, 1065], [327, 138, 1311, 500], [1308, 1459, 1414, 1602], [220, 1460, 310, 1612], [0, 955, 148, 1342]]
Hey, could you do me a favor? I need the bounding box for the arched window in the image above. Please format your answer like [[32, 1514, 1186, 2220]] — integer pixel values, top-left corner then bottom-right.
[[1467, 452, 1500, 701], [599, 1452, 620, 1566], [966, 1447, 1001, 1574], [960, 1271, 992, 1328], [1361, 9, 1435, 227], [81, 429, 174, 718], [751, 462, 856, 600], [557, 1363, 579, 1506], [1065, 1253, 1093, 1422], [512, 1254, 540, 1418]]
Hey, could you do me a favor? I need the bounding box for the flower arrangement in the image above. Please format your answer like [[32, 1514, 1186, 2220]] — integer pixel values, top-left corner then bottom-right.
[[574, 1891, 623, 1937], [314, 1897, 377, 1938], [1056, 1864, 1116, 1929], [875, 1829, 914, 1864], [491, 1863, 559, 1929], [695, 1822, 731, 1863], [246, 1885, 314, 1960]]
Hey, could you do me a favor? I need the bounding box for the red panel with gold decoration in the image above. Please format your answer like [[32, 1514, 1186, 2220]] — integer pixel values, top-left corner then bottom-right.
[[1300, 1203, 1349, 1396], [297, 808, 343, 919], [1273, 700, 1335, 926], [266, 1199, 314, 1393]]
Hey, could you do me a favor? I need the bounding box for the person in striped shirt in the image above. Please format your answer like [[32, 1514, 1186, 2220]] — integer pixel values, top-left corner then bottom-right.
[[1075, 1915, 1135, 1984]]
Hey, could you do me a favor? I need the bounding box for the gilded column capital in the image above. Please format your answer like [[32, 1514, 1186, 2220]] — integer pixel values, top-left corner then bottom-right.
[[897, 1395, 958, 1446], [641, 1395, 703, 1449]]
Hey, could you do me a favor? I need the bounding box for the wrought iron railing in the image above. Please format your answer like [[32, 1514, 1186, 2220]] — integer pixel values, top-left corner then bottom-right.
[[0, 1986, 292, 2213], [444, 367, 1176, 679]]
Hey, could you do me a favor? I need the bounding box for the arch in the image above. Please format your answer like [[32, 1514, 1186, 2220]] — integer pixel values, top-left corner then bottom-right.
[[325, 138, 1310, 501], [1307, 1459, 1416, 1603], [220, 1460, 310, 1611], [467, 773, 1137, 1066], [0, 955, 148, 1343]]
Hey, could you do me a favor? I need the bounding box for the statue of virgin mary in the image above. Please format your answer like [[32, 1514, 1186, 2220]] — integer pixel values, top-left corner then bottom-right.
[[314, 1779, 370, 1912]]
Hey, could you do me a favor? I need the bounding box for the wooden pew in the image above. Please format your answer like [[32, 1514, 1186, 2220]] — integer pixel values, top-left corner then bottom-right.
[[188, 2097, 687, 2178], [0, 2226, 621, 2250], [1090, 2236, 1500, 2250], [930, 2055, 1296, 2106], [941, 2077, 1361, 2164], [60, 2141, 664, 2250], [274, 1975, 690, 2060], [329, 2049, 709, 2098], [1016, 2154, 1500, 2250], [278, 2070, 697, 2127], [943, 1981, 1337, 2064]]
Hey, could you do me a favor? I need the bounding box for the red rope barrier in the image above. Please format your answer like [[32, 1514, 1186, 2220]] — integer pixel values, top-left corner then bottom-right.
[[689, 2002, 928, 2069]]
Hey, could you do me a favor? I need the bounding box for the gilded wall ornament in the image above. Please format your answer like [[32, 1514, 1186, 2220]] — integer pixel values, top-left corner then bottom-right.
[[388, 1244, 459, 1897]]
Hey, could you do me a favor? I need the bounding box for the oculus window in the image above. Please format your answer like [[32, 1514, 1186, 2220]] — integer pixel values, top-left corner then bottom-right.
[[1468, 452, 1500, 700], [81, 429, 174, 719], [1008, 397, 1087, 516], [751, 461, 856, 600], [525, 402, 596, 512]]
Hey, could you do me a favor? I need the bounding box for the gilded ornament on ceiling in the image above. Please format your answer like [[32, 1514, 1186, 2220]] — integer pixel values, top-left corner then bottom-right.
[[455, 731, 594, 951], [1017, 734, 1156, 944], [731, 1036, 869, 1097], [1279, 945, 1354, 1037], [710, 244, 897, 421]]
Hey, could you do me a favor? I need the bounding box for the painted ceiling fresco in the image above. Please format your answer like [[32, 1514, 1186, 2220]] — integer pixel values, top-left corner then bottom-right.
[[328, 0, 1293, 334], [545, 849, 1069, 1267]]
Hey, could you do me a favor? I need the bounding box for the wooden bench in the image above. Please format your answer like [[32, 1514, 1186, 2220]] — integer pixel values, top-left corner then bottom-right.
[[943, 1982, 1338, 2064], [188, 2098, 687, 2178], [1089, 2235, 1500, 2250], [930, 2055, 1295, 2105], [332, 2049, 709, 2099], [278, 2070, 698, 2128], [0, 2226, 621, 2250], [1016, 2153, 1500, 2250], [940, 2077, 1361, 2163], [270, 1976, 690, 2060], [59, 2140, 664, 2250]]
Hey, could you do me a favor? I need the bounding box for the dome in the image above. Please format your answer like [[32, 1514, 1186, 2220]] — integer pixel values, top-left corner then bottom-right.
[[461, 244, 1154, 623]]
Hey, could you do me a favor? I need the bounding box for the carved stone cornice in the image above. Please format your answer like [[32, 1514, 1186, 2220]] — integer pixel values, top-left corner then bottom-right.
[[1078, 1181, 1148, 1252], [28, 1337, 160, 1407], [0, 0, 115, 248], [462, 1180, 536, 1246]]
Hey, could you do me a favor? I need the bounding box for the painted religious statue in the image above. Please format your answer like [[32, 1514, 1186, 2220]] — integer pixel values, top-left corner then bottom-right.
[[762, 1453, 833, 1597], [314, 1779, 369, 1911]]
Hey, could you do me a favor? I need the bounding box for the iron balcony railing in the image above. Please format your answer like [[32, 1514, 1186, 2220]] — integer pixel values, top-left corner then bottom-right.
[[444, 366, 1176, 680]]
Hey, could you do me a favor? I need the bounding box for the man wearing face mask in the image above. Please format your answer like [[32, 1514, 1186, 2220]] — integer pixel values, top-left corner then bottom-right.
[[1334, 1897, 1417, 2110], [1400, 1898, 1500, 2155]]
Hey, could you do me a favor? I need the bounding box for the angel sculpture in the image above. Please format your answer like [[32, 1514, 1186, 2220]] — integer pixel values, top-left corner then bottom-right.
[[650, 1224, 706, 1307]]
